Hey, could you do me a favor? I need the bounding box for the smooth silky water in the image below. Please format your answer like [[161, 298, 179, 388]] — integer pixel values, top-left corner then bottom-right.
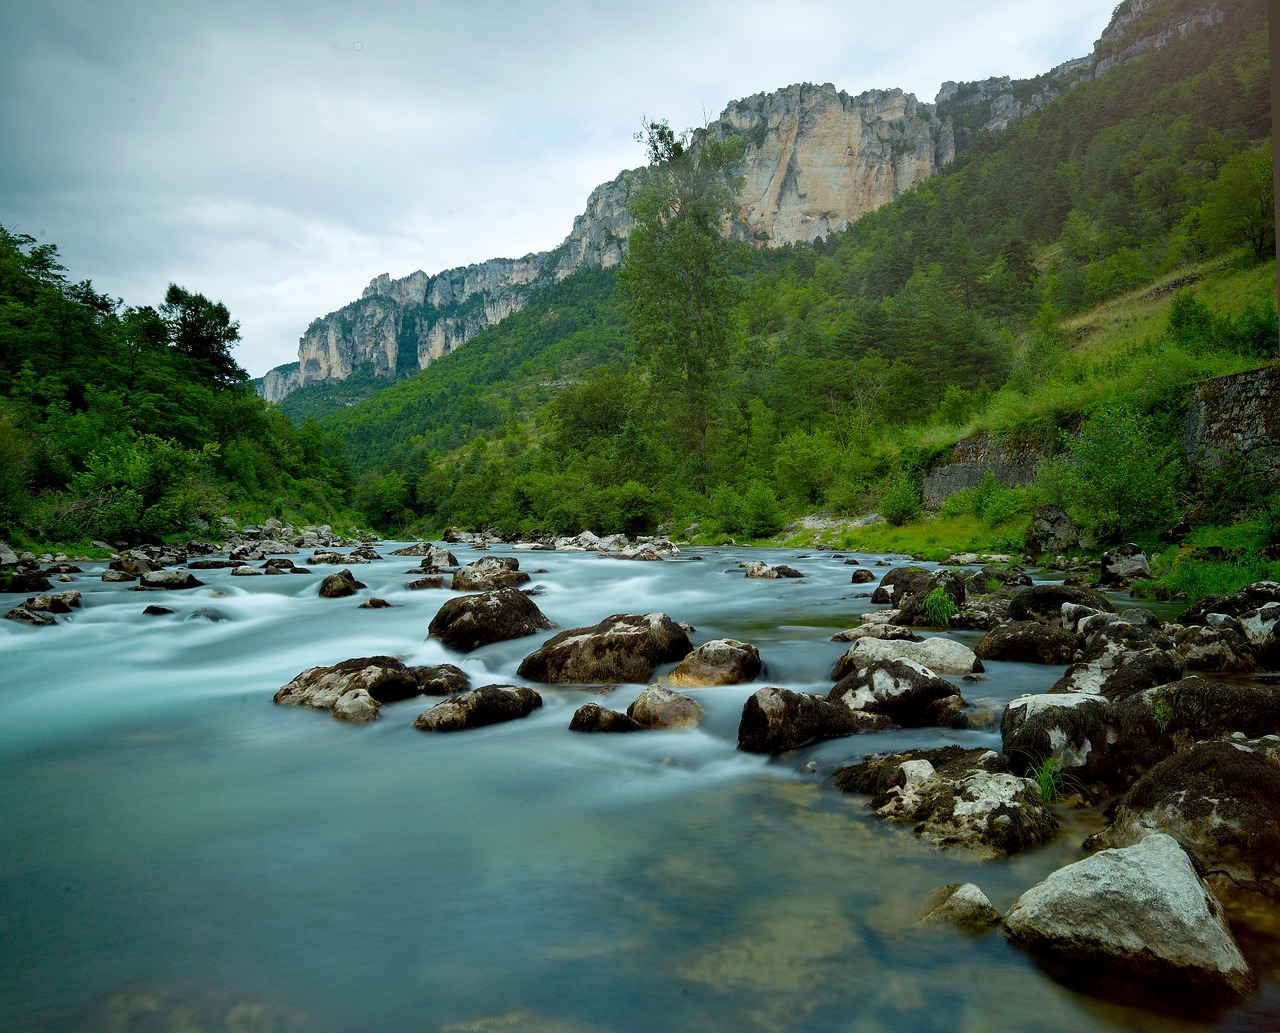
[[2, 546, 1277, 1032]]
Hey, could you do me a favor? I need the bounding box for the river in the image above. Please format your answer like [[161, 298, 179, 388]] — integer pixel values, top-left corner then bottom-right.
[[2, 544, 1277, 1032]]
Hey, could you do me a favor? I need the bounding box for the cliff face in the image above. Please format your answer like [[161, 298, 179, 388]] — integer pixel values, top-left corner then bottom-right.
[[272, 84, 960, 401], [714, 84, 951, 247]]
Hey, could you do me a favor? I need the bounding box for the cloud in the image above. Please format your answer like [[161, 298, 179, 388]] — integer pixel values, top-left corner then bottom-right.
[[0, 0, 1119, 376]]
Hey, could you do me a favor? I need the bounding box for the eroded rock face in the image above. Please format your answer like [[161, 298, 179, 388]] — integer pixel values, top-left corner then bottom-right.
[[1085, 741, 1280, 931], [428, 588, 555, 653], [413, 685, 542, 732], [830, 635, 981, 678], [517, 612, 693, 684], [832, 746, 1058, 859], [667, 639, 762, 687], [625, 685, 705, 730], [738, 686, 888, 754], [828, 659, 968, 729], [1003, 834, 1256, 1001], [274, 656, 421, 715]]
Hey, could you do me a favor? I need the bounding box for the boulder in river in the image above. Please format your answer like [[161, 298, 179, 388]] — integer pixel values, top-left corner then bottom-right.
[[830, 635, 981, 678], [741, 560, 804, 579], [413, 664, 471, 696], [1023, 504, 1078, 555], [1007, 584, 1113, 625], [1003, 833, 1256, 1002], [135, 570, 205, 591], [413, 685, 542, 732], [451, 556, 531, 592], [428, 588, 555, 653], [517, 612, 692, 684], [5, 607, 56, 626], [828, 659, 968, 729], [1100, 544, 1151, 586], [625, 685, 704, 729], [667, 639, 762, 687], [569, 702, 644, 733], [832, 746, 1059, 859], [737, 686, 890, 755], [318, 568, 366, 599], [1085, 739, 1280, 932], [975, 621, 1078, 664], [274, 656, 421, 714]]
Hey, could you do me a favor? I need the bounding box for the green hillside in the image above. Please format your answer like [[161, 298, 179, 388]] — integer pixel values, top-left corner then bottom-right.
[[315, 0, 1275, 578]]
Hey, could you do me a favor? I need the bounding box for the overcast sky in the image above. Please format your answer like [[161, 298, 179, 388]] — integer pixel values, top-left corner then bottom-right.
[[1, 0, 1120, 377]]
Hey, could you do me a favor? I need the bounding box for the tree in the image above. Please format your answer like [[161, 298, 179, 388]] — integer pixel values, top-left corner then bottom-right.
[[1193, 141, 1275, 260], [159, 284, 248, 389], [617, 121, 744, 480]]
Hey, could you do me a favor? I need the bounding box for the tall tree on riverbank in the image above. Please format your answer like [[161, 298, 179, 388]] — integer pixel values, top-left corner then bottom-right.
[[618, 121, 744, 489]]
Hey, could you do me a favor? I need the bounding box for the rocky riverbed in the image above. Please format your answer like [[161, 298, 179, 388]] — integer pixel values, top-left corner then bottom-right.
[[2, 533, 1278, 1032]]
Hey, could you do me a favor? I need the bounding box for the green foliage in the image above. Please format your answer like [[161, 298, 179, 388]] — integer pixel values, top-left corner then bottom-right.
[[880, 477, 922, 527], [1058, 406, 1183, 541], [1032, 756, 1066, 804], [0, 226, 355, 543], [1152, 697, 1173, 733], [922, 586, 958, 629], [708, 481, 787, 539]]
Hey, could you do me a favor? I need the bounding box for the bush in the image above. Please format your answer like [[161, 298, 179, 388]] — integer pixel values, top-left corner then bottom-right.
[[881, 476, 922, 527], [1060, 407, 1182, 541]]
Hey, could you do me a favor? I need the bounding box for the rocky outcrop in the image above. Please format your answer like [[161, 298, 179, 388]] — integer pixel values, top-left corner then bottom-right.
[[263, 84, 973, 402]]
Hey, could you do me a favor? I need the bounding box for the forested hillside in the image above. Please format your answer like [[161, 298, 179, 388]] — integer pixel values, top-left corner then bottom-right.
[[317, 0, 1275, 566], [0, 228, 357, 547]]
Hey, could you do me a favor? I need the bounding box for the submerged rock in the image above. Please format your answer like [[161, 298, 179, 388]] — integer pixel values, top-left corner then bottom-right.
[[429, 588, 555, 653], [1003, 833, 1256, 1001], [918, 883, 1001, 931], [517, 612, 692, 684], [413, 685, 542, 732]]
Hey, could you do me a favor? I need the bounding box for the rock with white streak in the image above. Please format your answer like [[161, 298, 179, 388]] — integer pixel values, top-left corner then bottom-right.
[[517, 612, 692, 684], [830, 635, 982, 678]]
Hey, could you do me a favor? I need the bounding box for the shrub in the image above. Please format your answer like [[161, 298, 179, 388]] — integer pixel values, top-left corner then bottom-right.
[[880, 476, 922, 527]]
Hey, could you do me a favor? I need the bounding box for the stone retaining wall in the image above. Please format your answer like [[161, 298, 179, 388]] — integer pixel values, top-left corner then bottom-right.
[[1182, 365, 1280, 488]]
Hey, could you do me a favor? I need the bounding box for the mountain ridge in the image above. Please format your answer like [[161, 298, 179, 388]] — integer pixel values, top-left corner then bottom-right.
[[258, 0, 1230, 408]]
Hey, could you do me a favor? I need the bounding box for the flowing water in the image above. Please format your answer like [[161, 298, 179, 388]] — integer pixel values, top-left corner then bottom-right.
[[2, 545, 1277, 1033]]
